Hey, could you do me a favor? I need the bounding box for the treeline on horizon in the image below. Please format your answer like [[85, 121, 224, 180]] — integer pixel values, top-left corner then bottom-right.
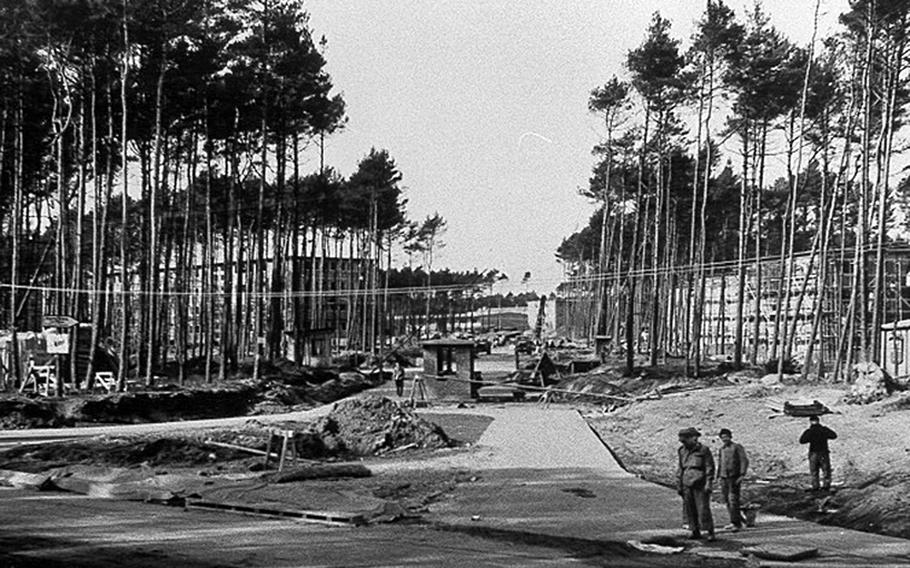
[[558, 0, 910, 377]]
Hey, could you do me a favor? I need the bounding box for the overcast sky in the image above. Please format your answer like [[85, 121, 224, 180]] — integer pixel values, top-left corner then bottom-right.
[[304, 0, 849, 293]]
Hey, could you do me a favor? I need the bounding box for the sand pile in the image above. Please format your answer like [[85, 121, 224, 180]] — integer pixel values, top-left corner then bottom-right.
[[845, 362, 896, 404], [298, 395, 450, 457]]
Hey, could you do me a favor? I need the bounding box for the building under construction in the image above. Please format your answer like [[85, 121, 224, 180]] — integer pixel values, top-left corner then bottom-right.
[[556, 245, 910, 371]]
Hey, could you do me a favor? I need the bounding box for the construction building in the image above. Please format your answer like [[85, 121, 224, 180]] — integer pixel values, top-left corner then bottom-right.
[[557, 246, 910, 368]]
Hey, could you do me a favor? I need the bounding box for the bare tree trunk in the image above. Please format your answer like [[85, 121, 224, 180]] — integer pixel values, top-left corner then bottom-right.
[[733, 124, 749, 369], [802, 112, 840, 380], [253, 99, 267, 381], [291, 133, 303, 364], [117, 2, 130, 391], [693, 56, 716, 377], [9, 98, 22, 388], [870, 27, 905, 358], [219, 119, 239, 380], [686, 67, 707, 375], [85, 65, 101, 389], [626, 107, 649, 374], [204, 111, 215, 382], [857, 0, 876, 363], [648, 115, 665, 367], [268, 134, 286, 360], [779, 6, 818, 374]]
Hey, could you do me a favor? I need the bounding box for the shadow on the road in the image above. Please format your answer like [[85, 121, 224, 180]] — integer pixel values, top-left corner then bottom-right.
[[0, 530, 229, 568], [429, 522, 745, 567]]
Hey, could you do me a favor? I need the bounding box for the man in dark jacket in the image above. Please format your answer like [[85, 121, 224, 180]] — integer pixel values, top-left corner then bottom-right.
[[716, 428, 748, 531], [799, 415, 837, 491], [677, 427, 715, 540], [393, 362, 406, 397]]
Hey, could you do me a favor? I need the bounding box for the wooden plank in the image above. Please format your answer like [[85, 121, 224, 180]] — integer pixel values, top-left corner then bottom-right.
[[184, 498, 366, 526], [741, 545, 819, 562], [42, 315, 79, 329]]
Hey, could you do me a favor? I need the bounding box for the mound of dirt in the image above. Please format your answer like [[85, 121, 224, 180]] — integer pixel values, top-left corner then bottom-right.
[[555, 367, 728, 406], [252, 381, 316, 414], [821, 472, 910, 537], [0, 435, 251, 472], [0, 397, 72, 429], [741, 471, 910, 539], [75, 383, 258, 424], [556, 374, 625, 399], [0, 362, 386, 428], [299, 395, 450, 457], [308, 371, 383, 404], [845, 362, 897, 405]]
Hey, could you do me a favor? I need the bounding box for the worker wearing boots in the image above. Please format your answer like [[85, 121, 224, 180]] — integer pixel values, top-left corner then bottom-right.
[[800, 415, 837, 491], [716, 428, 749, 532], [677, 427, 716, 541]]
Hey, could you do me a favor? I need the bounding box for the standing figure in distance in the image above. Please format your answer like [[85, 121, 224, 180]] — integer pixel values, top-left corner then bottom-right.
[[393, 361, 406, 397], [716, 428, 749, 532], [799, 415, 837, 491], [677, 427, 716, 541]]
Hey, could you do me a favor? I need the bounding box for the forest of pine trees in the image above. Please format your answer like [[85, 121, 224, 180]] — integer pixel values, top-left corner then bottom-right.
[[0, 0, 491, 390], [558, 0, 910, 378]]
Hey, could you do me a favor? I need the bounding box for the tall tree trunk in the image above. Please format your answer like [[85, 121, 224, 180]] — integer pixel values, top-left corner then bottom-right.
[[733, 123, 749, 369], [117, 2, 130, 392], [626, 107, 649, 374], [70, 93, 86, 389], [268, 133, 286, 360], [686, 66, 707, 375], [871, 26, 905, 359], [9, 98, 22, 388], [291, 133, 303, 364], [253, 100, 267, 381], [203, 109, 215, 382], [779, 7, 818, 374], [857, 0, 876, 363], [694, 54, 717, 377], [85, 65, 101, 389], [144, 54, 166, 385]]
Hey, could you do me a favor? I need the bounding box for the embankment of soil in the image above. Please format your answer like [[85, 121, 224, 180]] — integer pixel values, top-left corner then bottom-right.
[[0, 364, 383, 428], [0, 396, 456, 473], [587, 381, 910, 540]]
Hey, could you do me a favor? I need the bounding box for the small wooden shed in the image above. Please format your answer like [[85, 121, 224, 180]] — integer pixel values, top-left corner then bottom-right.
[[421, 339, 478, 399]]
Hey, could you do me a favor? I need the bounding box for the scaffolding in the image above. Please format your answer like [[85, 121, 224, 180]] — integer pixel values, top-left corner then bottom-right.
[[556, 245, 910, 371]]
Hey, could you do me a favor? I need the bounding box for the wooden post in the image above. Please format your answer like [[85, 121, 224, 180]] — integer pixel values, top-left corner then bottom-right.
[[278, 434, 289, 472]]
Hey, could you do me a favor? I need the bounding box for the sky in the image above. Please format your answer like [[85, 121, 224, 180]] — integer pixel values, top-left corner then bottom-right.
[[303, 0, 850, 293]]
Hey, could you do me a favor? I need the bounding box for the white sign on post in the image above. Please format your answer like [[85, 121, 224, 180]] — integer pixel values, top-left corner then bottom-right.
[[46, 332, 71, 354]]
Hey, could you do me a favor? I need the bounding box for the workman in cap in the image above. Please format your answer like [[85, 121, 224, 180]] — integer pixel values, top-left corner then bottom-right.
[[677, 427, 715, 540], [799, 415, 837, 491], [716, 428, 749, 531]]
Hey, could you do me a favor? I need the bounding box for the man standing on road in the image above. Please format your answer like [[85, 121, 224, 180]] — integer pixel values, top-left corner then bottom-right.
[[677, 427, 716, 541], [393, 361, 406, 397], [716, 428, 748, 532], [799, 415, 837, 491]]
